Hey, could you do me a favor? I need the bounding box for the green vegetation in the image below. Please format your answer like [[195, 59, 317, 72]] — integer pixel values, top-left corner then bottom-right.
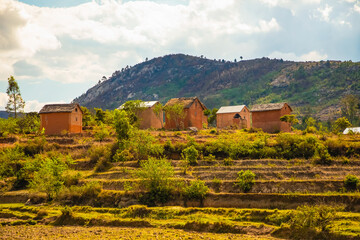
[[182, 145, 199, 166], [136, 157, 175, 206], [184, 179, 209, 205], [2, 108, 360, 239], [344, 175, 359, 192], [236, 170, 256, 193]]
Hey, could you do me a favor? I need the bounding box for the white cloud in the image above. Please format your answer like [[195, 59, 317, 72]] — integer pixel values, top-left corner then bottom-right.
[[268, 50, 328, 61], [354, 2, 360, 13], [24, 99, 66, 112], [0, 92, 7, 110], [0, 0, 285, 84], [316, 4, 333, 22]]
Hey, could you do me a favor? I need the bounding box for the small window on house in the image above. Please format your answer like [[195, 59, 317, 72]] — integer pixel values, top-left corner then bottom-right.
[[234, 113, 241, 119], [75, 108, 78, 112], [76, 117, 78, 121], [195, 101, 197, 107]]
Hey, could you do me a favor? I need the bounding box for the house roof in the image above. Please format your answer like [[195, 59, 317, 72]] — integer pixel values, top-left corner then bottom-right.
[[343, 127, 360, 134], [39, 103, 82, 114], [164, 97, 206, 110], [118, 101, 159, 109], [251, 102, 292, 112], [217, 105, 246, 114]]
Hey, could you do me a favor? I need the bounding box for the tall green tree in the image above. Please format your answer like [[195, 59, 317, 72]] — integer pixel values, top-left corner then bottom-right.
[[341, 94, 359, 125], [6, 76, 25, 118]]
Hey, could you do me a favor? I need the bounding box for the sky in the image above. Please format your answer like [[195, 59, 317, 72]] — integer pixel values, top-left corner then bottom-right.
[[0, 0, 359, 112]]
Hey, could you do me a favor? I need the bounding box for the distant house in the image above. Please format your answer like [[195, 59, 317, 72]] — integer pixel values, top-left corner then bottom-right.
[[164, 97, 207, 130], [343, 127, 360, 134], [216, 105, 250, 129], [251, 103, 292, 133], [39, 103, 83, 135], [118, 101, 163, 129]]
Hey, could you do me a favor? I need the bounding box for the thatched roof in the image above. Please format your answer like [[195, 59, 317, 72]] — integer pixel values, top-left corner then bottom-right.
[[251, 103, 291, 112], [217, 105, 246, 114], [164, 97, 206, 110], [39, 103, 82, 114]]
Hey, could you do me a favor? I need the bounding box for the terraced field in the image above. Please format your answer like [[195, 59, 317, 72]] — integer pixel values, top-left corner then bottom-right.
[[1, 130, 360, 239]]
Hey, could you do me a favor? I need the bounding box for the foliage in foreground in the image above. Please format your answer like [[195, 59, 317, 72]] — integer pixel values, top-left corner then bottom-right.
[[236, 170, 256, 193], [136, 157, 175, 206]]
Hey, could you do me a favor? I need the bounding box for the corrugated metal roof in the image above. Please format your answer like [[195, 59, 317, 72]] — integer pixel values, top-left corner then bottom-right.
[[118, 101, 159, 109], [39, 103, 81, 114], [217, 105, 246, 114], [343, 127, 360, 134], [164, 97, 206, 110], [251, 102, 291, 112], [142, 101, 158, 108]]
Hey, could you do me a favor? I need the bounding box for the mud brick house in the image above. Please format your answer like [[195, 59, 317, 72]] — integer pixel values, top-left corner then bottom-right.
[[216, 105, 251, 129], [251, 103, 292, 133], [39, 103, 83, 135], [164, 97, 207, 130], [118, 101, 163, 129]]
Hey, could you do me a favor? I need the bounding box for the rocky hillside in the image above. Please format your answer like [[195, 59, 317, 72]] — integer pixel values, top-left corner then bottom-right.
[[74, 54, 360, 120]]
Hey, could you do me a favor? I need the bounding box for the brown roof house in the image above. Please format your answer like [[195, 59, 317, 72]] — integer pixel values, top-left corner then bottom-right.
[[118, 101, 163, 129], [216, 105, 250, 129], [164, 97, 207, 130], [39, 103, 83, 135], [251, 102, 292, 133]]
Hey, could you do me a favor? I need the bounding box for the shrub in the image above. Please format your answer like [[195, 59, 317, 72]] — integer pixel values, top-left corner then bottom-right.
[[184, 180, 209, 205], [131, 130, 163, 159], [22, 137, 47, 157], [236, 170, 255, 193], [88, 144, 111, 164], [266, 210, 292, 226], [113, 149, 134, 162], [93, 123, 110, 142], [94, 157, 112, 172], [344, 174, 359, 192], [136, 157, 174, 206], [29, 157, 68, 201], [212, 177, 222, 193], [223, 158, 234, 166], [182, 145, 199, 166], [57, 181, 102, 204], [63, 172, 82, 187], [289, 205, 339, 231], [313, 143, 332, 165], [204, 154, 216, 163], [123, 205, 150, 218]]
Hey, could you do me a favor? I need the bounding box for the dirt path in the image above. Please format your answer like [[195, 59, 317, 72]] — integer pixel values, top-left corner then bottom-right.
[[0, 225, 280, 240]]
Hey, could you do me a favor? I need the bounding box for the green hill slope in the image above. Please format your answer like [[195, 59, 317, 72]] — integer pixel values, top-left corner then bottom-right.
[[74, 54, 360, 120]]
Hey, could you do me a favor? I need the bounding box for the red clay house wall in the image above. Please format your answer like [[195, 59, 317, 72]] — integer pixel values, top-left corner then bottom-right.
[[217, 107, 250, 129], [251, 104, 291, 133]]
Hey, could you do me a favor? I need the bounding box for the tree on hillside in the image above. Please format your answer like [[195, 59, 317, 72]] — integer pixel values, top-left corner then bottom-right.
[[121, 100, 146, 125], [280, 115, 299, 126], [333, 117, 351, 133], [341, 94, 359, 125], [6, 76, 25, 118], [153, 102, 164, 128]]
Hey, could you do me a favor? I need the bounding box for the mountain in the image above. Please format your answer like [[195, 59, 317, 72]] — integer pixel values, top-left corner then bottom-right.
[[74, 54, 360, 120]]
